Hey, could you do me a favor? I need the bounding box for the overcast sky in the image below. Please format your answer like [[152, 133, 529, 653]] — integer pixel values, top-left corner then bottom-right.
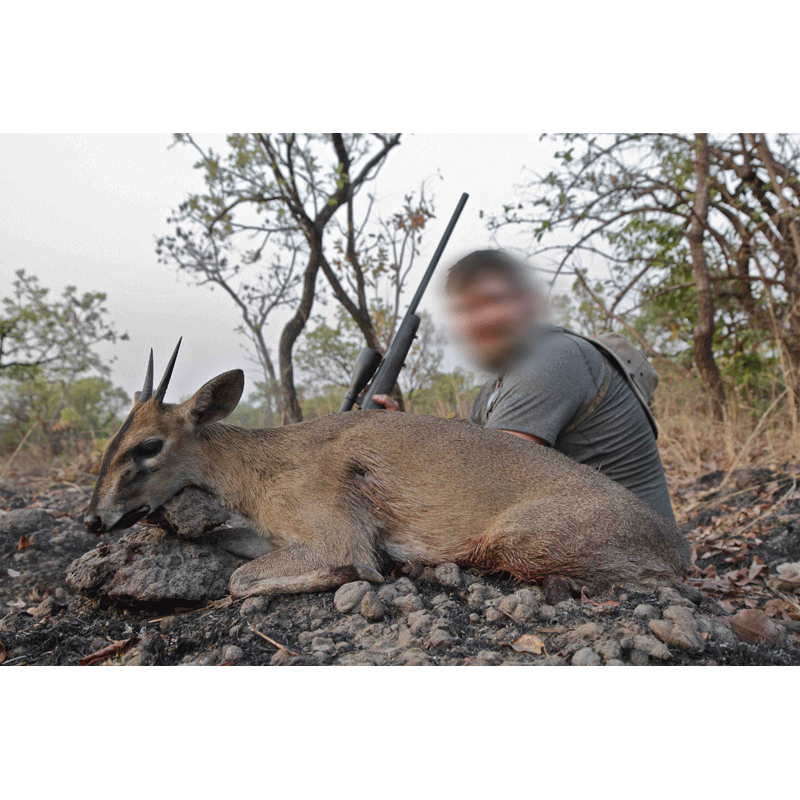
[[0, 133, 562, 402]]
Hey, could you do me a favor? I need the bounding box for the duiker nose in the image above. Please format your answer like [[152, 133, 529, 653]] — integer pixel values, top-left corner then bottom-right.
[[84, 514, 104, 535]]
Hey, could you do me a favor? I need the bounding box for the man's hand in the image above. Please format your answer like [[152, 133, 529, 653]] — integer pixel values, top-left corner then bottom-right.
[[371, 394, 401, 412]]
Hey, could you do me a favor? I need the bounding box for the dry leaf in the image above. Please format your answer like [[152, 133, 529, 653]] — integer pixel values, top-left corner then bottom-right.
[[17, 535, 34, 551], [79, 636, 139, 666], [774, 562, 800, 591], [0, 639, 6, 666], [509, 634, 545, 655], [729, 609, 785, 645]]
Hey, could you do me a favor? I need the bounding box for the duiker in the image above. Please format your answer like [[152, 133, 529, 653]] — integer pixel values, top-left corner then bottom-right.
[[85, 342, 690, 599]]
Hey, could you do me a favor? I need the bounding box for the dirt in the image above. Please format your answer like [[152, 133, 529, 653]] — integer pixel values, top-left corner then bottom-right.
[[1, 468, 799, 666]]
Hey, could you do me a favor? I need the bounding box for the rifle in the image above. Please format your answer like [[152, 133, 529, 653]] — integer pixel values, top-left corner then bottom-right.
[[339, 192, 469, 412]]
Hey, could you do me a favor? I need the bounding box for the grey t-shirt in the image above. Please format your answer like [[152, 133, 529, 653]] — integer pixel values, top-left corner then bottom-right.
[[470, 328, 675, 523]]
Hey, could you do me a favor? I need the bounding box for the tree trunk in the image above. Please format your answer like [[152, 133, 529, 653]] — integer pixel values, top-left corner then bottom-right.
[[688, 133, 727, 420], [278, 244, 322, 425]]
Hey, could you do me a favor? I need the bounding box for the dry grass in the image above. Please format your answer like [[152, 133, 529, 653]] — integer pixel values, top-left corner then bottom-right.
[[655, 367, 800, 521]]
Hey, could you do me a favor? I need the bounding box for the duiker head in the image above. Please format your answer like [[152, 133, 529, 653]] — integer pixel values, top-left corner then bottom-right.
[[84, 340, 244, 535]]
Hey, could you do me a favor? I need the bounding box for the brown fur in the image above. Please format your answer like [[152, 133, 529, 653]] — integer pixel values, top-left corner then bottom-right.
[[85, 369, 691, 599]]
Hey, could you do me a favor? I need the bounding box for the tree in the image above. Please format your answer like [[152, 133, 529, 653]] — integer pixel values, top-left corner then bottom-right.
[[1, 270, 126, 379], [157, 133, 406, 424], [494, 133, 800, 425]]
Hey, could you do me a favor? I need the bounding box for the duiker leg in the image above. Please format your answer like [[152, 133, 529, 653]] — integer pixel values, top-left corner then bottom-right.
[[229, 541, 383, 598]]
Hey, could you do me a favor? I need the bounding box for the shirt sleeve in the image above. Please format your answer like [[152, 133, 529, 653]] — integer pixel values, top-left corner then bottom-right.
[[483, 336, 599, 446]]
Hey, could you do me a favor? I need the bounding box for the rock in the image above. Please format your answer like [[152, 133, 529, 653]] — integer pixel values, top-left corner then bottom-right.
[[471, 650, 503, 665], [240, 596, 270, 616], [221, 645, 244, 663], [498, 594, 536, 624], [428, 627, 455, 649], [657, 586, 692, 607], [633, 634, 670, 660], [393, 577, 419, 596], [400, 647, 431, 665], [311, 636, 335, 654], [334, 581, 372, 613], [66, 528, 246, 605], [566, 622, 602, 645], [0, 508, 55, 536], [32, 596, 61, 619], [466, 583, 500, 608], [148, 487, 230, 538], [538, 655, 568, 666], [606, 659, 626, 666], [377, 584, 399, 605], [430, 593, 449, 606], [393, 593, 424, 614], [572, 647, 602, 666], [360, 591, 385, 622], [433, 563, 463, 588], [633, 603, 659, 620], [711, 620, 737, 648], [596, 640, 622, 662], [629, 649, 650, 666], [515, 587, 543, 607], [407, 609, 434, 634], [537, 604, 557, 621], [485, 606, 504, 624], [649, 611, 704, 653]]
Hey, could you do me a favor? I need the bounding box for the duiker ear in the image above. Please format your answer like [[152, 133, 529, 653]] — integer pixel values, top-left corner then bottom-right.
[[181, 370, 244, 427]]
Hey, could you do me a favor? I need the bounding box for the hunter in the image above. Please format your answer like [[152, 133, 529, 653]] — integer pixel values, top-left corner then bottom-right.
[[374, 249, 675, 524]]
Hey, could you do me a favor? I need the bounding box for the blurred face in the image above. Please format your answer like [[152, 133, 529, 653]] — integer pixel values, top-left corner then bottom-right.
[[448, 274, 540, 372]]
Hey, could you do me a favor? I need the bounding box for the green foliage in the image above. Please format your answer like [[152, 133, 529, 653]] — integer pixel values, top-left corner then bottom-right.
[[0, 270, 127, 380]]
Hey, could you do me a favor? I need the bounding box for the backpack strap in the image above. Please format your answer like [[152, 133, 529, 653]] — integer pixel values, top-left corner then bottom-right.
[[562, 355, 613, 434]]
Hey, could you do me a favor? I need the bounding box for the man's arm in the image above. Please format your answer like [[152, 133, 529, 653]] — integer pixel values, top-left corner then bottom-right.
[[500, 429, 549, 446]]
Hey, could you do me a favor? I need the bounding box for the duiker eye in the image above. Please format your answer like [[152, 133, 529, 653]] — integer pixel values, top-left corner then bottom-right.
[[135, 439, 163, 459]]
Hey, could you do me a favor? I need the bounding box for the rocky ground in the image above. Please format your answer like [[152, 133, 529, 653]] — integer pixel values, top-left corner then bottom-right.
[[1, 467, 799, 666]]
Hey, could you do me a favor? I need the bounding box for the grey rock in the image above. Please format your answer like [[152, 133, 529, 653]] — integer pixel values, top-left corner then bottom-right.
[[360, 591, 385, 622], [596, 639, 622, 662], [572, 647, 602, 666], [377, 584, 399, 605], [633, 603, 659, 620], [407, 610, 434, 635], [649, 606, 704, 653], [428, 627, 455, 649], [148, 487, 230, 538], [470, 650, 503, 665], [66, 528, 245, 605], [430, 593, 449, 606], [537, 604, 557, 621], [606, 659, 626, 666], [515, 587, 543, 606], [32, 596, 61, 619], [222, 645, 244, 663], [711, 620, 737, 647], [311, 636, 335, 654], [485, 606, 504, 624], [633, 634, 670, 660], [629, 649, 650, 666], [467, 583, 501, 608], [498, 594, 536, 625], [400, 647, 431, 665], [657, 586, 692, 607], [0, 508, 55, 536], [566, 622, 602, 645], [433, 563, 463, 588], [240, 595, 271, 616], [393, 577, 419, 596], [538, 655, 568, 666], [393, 593, 424, 614], [334, 581, 372, 613]]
